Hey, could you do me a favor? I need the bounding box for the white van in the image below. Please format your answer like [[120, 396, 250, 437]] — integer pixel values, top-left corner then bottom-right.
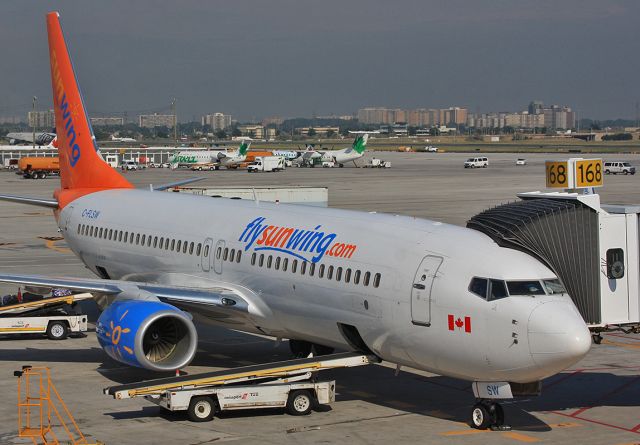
[[464, 157, 488, 168], [120, 160, 139, 171], [604, 161, 635, 175]]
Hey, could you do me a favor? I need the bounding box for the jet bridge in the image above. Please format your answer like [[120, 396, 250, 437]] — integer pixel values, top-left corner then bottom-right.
[[467, 192, 640, 333]]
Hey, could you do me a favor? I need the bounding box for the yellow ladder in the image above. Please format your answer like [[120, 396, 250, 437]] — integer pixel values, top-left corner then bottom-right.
[[16, 365, 101, 445]]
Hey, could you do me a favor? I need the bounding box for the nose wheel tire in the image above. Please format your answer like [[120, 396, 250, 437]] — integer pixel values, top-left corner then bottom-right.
[[471, 401, 507, 430], [187, 396, 217, 422]]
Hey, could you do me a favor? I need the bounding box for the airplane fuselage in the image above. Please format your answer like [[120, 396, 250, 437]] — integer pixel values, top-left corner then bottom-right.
[[59, 189, 590, 383]]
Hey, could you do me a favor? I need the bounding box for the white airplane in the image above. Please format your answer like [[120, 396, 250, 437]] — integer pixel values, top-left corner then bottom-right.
[[110, 135, 137, 143], [6, 131, 56, 146], [0, 12, 591, 430], [169, 148, 227, 170], [292, 135, 369, 167], [216, 140, 251, 169]]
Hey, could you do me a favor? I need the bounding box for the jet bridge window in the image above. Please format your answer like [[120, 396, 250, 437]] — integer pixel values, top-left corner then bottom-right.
[[469, 277, 488, 299], [506, 281, 545, 296]]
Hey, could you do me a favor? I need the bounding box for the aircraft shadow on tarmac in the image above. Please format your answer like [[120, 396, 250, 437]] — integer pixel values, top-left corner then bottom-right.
[[4, 324, 639, 432]]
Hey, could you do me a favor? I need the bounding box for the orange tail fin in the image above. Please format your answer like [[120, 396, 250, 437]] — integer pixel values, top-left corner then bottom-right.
[[47, 12, 132, 205]]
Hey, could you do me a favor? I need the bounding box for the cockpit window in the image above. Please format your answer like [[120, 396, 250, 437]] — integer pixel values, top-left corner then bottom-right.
[[542, 279, 566, 295], [469, 277, 488, 299], [507, 280, 545, 295], [489, 279, 508, 301]]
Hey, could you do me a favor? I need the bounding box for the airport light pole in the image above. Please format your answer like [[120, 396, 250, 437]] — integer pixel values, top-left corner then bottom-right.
[[32, 96, 37, 149], [171, 98, 177, 147]]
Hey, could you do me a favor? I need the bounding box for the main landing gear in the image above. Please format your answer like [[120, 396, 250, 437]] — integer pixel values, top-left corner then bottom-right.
[[470, 400, 510, 431]]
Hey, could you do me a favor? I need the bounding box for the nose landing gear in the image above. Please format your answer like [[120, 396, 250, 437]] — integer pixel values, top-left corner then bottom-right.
[[471, 400, 510, 431]]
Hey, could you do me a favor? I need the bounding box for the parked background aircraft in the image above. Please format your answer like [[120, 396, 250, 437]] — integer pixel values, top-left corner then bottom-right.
[[5, 131, 56, 146], [0, 12, 591, 430], [110, 135, 137, 143], [216, 140, 251, 168]]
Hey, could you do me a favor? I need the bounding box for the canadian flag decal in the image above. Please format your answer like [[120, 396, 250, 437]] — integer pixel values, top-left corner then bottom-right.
[[448, 314, 471, 333]]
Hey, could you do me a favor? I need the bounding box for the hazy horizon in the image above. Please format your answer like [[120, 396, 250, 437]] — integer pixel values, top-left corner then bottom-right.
[[1, 1, 639, 122]]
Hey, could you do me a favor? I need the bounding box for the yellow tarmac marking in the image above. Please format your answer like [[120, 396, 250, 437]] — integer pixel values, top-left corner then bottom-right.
[[44, 238, 71, 254], [502, 432, 540, 443], [602, 339, 640, 350]]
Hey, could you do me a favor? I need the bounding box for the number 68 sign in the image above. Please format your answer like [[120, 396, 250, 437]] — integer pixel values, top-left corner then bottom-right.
[[545, 158, 603, 189]]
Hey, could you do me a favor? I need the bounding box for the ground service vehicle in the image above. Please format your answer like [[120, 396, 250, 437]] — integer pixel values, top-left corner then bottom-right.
[[18, 157, 60, 179], [516, 159, 527, 166], [604, 161, 635, 175], [464, 157, 489, 168], [247, 156, 285, 172]]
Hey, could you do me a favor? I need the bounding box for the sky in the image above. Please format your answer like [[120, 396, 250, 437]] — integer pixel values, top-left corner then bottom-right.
[[0, 0, 639, 121]]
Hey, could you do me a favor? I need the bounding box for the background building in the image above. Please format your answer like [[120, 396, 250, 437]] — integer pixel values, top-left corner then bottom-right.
[[139, 113, 176, 128], [27, 110, 55, 129], [237, 124, 265, 139], [202, 113, 232, 130]]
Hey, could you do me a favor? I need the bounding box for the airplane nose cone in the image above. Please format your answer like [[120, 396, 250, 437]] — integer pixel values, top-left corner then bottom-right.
[[528, 301, 591, 373]]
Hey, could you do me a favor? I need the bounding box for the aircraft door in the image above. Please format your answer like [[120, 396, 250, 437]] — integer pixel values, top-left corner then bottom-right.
[[411, 255, 443, 326], [201, 238, 213, 272], [213, 239, 225, 274]]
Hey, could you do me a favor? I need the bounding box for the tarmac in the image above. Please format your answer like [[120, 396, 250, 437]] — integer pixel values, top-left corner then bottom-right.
[[1, 151, 639, 444]]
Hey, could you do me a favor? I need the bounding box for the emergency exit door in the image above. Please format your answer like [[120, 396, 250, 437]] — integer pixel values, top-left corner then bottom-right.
[[411, 255, 443, 326]]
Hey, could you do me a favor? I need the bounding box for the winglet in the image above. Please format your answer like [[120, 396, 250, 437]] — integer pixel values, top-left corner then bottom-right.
[[47, 12, 132, 205]]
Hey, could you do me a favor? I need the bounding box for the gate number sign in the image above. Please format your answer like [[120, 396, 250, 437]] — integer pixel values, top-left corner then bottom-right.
[[545, 158, 603, 189]]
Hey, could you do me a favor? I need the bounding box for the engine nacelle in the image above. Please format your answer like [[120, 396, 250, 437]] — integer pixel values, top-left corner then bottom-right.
[[96, 300, 197, 371]]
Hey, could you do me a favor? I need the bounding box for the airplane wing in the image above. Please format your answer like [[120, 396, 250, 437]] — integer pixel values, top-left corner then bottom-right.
[[151, 177, 205, 191], [0, 273, 259, 323]]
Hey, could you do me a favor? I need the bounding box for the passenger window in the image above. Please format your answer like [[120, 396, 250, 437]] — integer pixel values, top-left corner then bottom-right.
[[251, 252, 256, 265], [77, 224, 81, 234], [148, 236, 152, 247], [309, 263, 315, 277], [141, 234, 146, 245], [363, 271, 371, 286], [319, 264, 325, 278], [154, 236, 158, 248], [282, 258, 288, 271], [259, 254, 264, 267], [216, 247, 221, 259], [301, 262, 307, 275], [292, 260, 298, 273], [176, 240, 182, 252], [336, 267, 342, 281], [189, 242, 194, 255], [345, 268, 351, 283], [229, 248, 235, 262], [159, 237, 164, 248], [354, 270, 361, 284], [182, 241, 188, 253], [373, 273, 381, 288], [236, 250, 241, 263], [196, 243, 202, 256], [267, 255, 272, 269], [223, 247, 229, 261], [136, 233, 140, 245], [490, 279, 508, 301], [327, 265, 334, 280], [99, 228, 103, 238], [109, 229, 113, 240], [469, 277, 488, 299], [170, 239, 175, 251], [119, 231, 123, 242], [275, 257, 281, 270]]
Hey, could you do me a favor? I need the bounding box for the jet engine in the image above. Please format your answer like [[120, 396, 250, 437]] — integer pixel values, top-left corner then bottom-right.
[[96, 300, 197, 371]]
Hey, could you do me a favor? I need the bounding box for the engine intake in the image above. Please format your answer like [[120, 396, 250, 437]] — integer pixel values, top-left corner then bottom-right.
[[97, 300, 197, 371]]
